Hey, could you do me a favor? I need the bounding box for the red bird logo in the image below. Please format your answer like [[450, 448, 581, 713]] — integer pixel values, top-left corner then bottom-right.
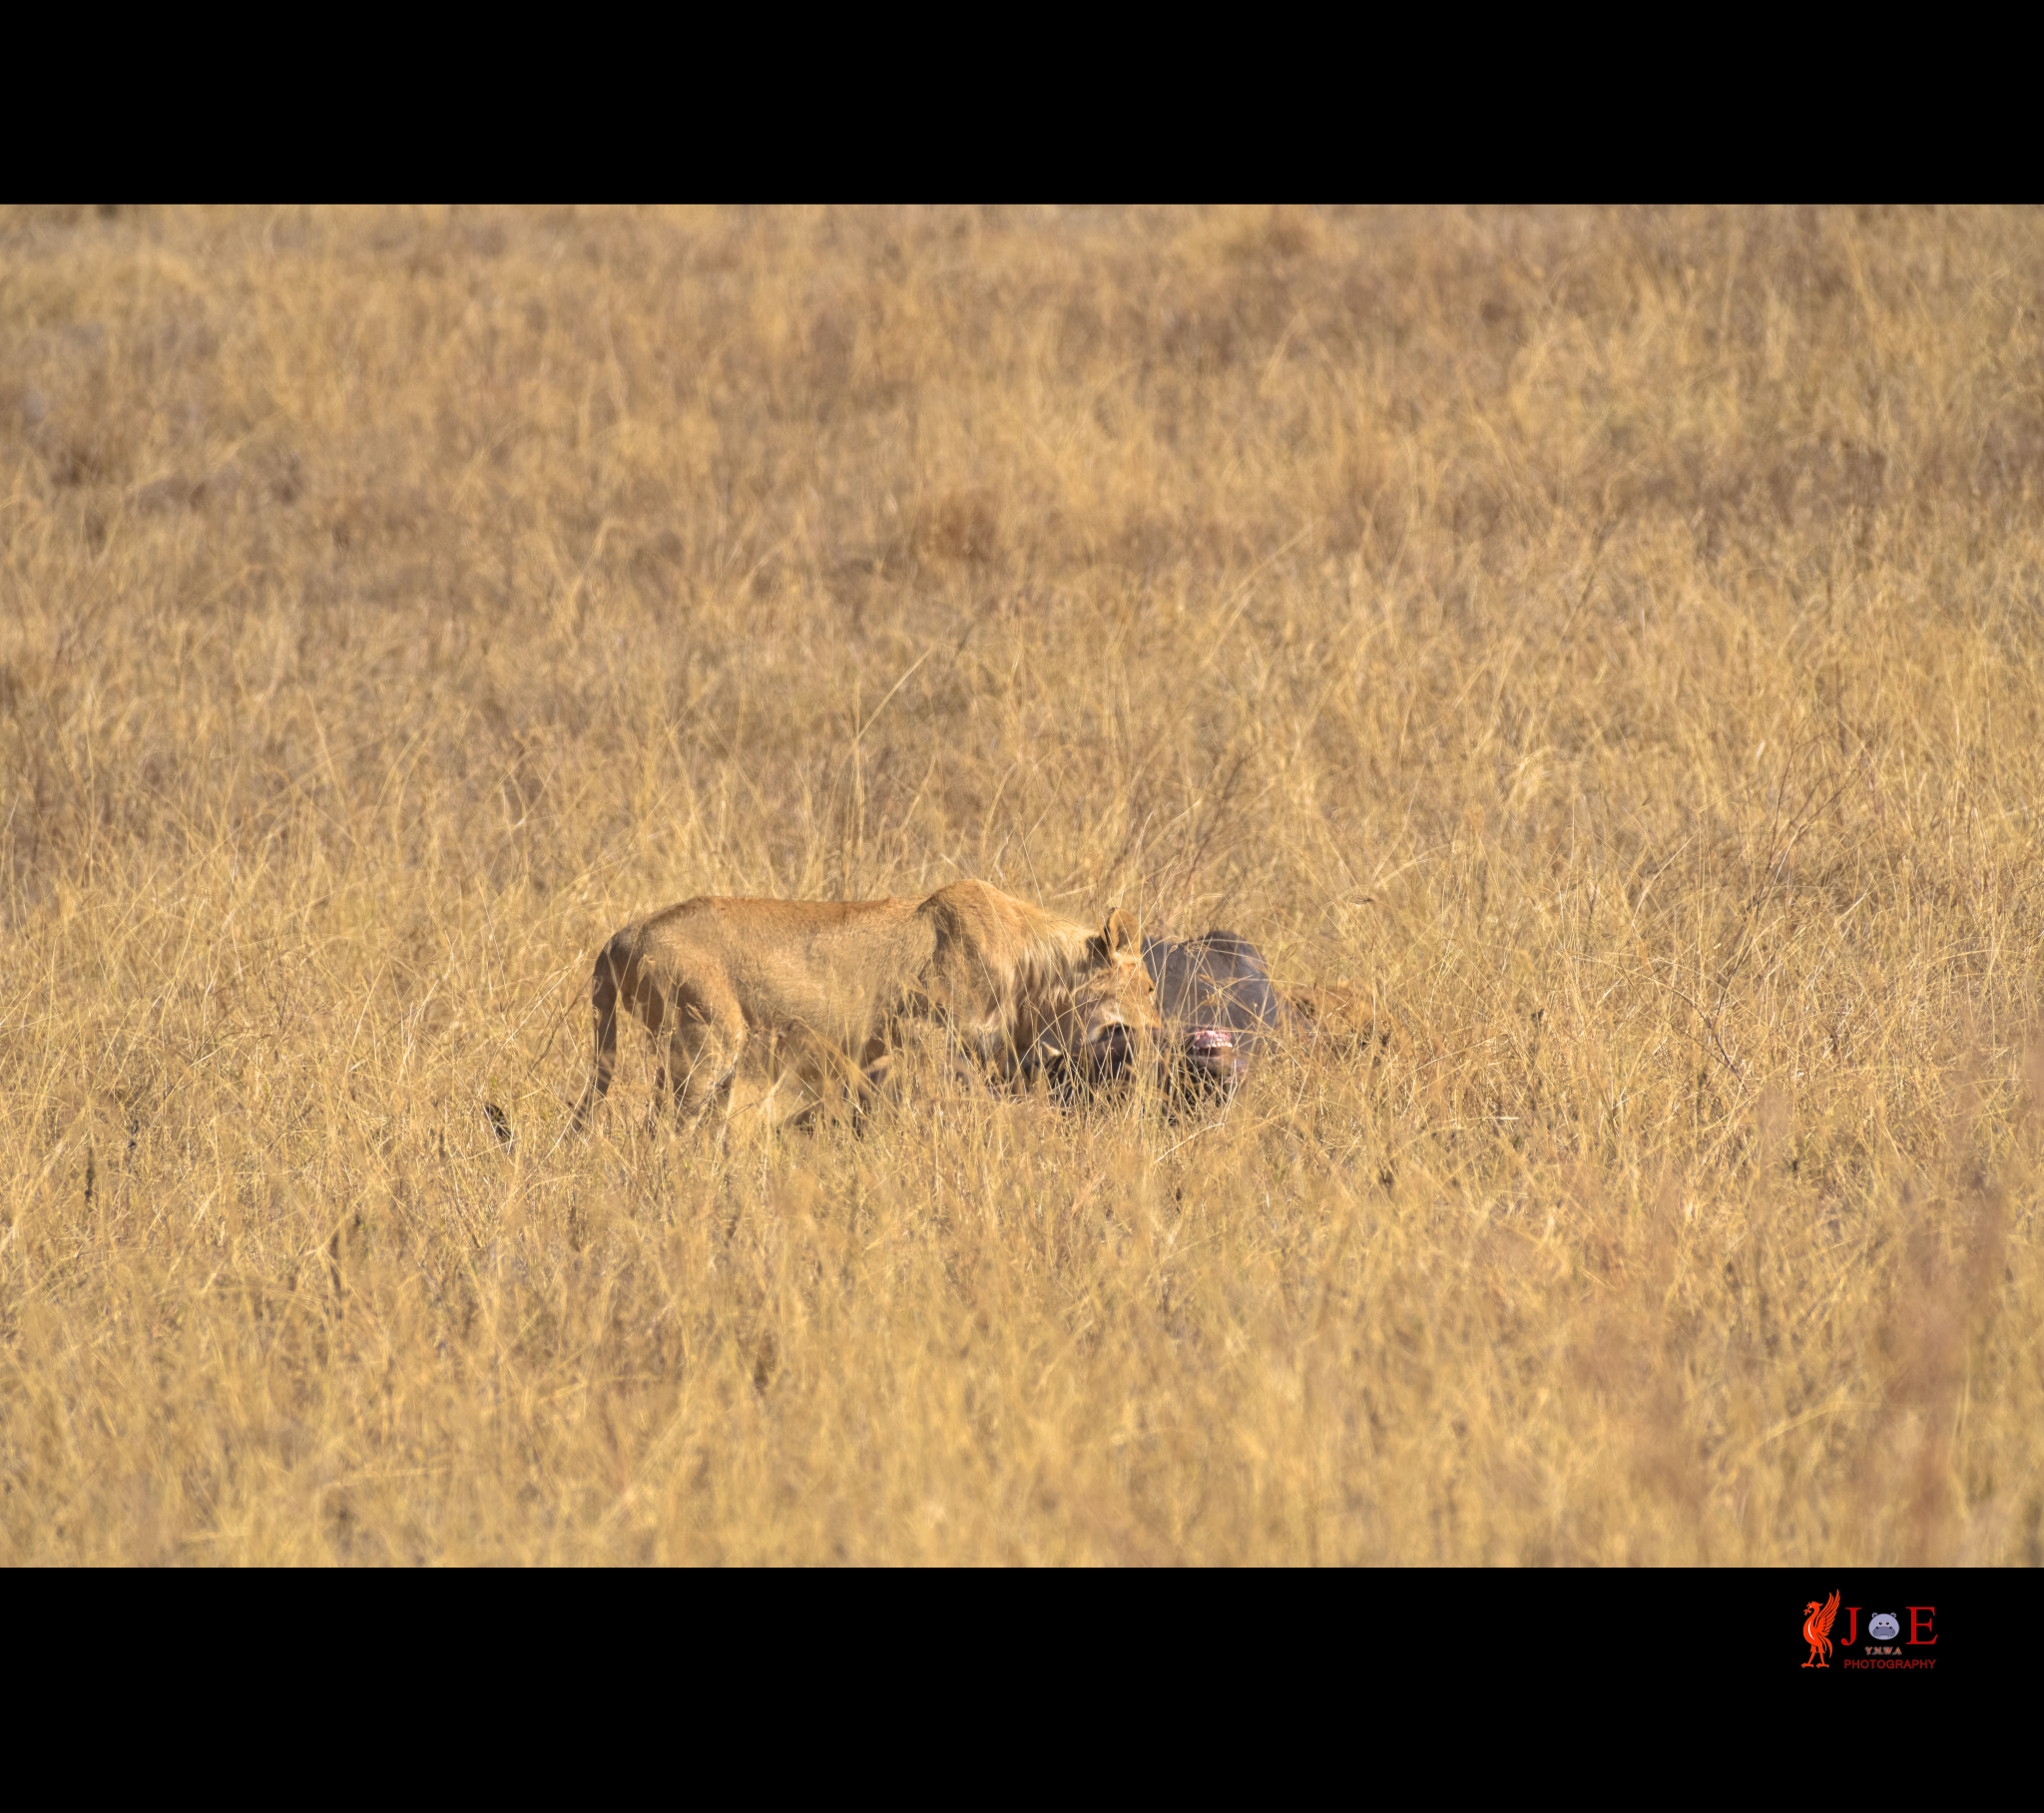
[[1801, 1590, 1841, 1667]]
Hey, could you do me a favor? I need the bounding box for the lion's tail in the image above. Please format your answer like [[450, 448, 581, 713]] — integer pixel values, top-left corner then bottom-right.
[[570, 933, 628, 1131]]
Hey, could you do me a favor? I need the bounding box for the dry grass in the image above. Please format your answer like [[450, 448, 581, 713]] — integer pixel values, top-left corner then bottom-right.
[[4, 204, 2042, 1564]]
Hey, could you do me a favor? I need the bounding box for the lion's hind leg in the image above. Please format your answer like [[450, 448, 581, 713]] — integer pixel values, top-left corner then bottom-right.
[[843, 1032, 904, 1132], [571, 933, 631, 1132], [655, 976, 749, 1130]]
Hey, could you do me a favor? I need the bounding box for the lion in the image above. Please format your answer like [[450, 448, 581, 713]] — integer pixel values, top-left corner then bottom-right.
[[1280, 980, 1387, 1054], [570, 878, 1161, 1131]]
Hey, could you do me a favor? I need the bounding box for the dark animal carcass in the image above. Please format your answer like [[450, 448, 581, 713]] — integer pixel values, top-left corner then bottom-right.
[[1142, 931, 1301, 1088]]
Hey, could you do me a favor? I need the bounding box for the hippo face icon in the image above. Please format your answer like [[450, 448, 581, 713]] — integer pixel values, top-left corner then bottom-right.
[[1868, 1612, 1900, 1641]]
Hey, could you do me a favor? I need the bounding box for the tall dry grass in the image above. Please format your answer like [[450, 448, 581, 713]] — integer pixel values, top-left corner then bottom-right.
[[2, 204, 2041, 1564]]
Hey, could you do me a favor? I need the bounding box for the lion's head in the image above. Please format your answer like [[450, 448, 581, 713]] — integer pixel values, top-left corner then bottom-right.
[[1051, 907, 1161, 1080]]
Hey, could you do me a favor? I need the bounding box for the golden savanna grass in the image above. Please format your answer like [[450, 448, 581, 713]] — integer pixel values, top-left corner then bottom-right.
[[4, 205, 2042, 1565]]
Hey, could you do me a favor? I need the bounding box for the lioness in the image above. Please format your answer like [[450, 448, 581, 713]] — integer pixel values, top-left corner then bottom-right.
[[571, 878, 1160, 1131]]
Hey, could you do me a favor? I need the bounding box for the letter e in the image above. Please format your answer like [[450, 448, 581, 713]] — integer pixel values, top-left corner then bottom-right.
[[1907, 1606, 1936, 1644]]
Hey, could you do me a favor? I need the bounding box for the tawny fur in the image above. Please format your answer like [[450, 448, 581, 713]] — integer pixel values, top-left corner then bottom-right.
[[1281, 981, 1390, 1054], [570, 879, 1159, 1131]]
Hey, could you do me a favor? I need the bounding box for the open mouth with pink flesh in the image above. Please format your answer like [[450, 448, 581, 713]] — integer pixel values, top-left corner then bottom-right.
[[1186, 1027, 1248, 1077]]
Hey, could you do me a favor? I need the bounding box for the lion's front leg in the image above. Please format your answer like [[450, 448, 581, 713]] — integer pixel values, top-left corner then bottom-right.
[[737, 1022, 868, 1131]]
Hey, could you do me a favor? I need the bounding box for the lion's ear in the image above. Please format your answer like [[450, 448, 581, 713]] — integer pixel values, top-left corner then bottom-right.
[[1102, 907, 1140, 955]]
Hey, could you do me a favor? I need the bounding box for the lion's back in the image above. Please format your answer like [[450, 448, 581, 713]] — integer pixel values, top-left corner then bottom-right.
[[637, 894, 934, 1031], [918, 878, 1078, 968]]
